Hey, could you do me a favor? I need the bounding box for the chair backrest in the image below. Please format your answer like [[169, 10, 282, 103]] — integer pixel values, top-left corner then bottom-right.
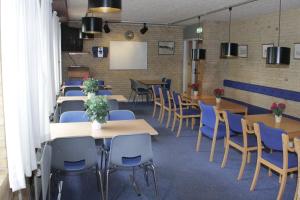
[[40, 143, 52, 200], [107, 99, 119, 111], [152, 85, 160, 99], [159, 87, 169, 105], [108, 110, 135, 121], [199, 102, 216, 129], [165, 79, 171, 90], [51, 136, 97, 171], [64, 87, 82, 95], [60, 100, 85, 114], [225, 111, 243, 134], [65, 80, 83, 86], [172, 91, 180, 108], [256, 122, 286, 151], [59, 111, 89, 123], [129, 79, 136, 90], [65, 90, 85, 96], [98, 80, 105, 86], [96, 90, 112, 96], [109, 133, 153, 167]]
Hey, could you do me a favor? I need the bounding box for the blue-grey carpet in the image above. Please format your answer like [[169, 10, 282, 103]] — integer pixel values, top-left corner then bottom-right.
[[51, 102, 296, 200]]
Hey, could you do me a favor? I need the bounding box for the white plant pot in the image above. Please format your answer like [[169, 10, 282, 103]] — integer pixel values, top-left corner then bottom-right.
[[275, 115, 282, 123], [88, 92, 95, 99], [193, 91, 198, 96], [216, 97, 221, 104], [92, 120, 102, 130]]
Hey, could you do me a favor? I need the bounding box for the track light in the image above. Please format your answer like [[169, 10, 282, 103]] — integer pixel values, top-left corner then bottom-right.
[[103, 21, 111, 33], [82, 17, 102, 34], [88, 0, 122, 13], [140, 23, 148, 34]]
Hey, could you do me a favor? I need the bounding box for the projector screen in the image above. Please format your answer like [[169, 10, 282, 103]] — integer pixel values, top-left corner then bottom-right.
[[109, 41, 148, 70]]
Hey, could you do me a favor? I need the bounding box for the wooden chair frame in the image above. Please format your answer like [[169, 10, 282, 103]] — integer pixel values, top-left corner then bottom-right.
[[172, 95, 200, 137], [152, 86, 162, 120], [250, 123, 297, 200], [294, 137, 300, 200], [221, 115, 258, 180], [159, 88, 174, 128]]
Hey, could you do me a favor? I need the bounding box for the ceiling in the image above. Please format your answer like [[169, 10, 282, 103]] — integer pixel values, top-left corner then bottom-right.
[[66, 0, 300, 25]]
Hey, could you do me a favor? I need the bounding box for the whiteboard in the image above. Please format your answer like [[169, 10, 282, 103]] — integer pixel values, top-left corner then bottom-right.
[[110, 41, 148, 70]]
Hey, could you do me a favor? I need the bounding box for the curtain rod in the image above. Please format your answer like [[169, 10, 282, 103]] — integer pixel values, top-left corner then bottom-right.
[[169, 0, 260, 25]]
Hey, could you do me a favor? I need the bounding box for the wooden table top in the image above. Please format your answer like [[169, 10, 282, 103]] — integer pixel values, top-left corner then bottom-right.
[[50, 119, 159, 140], [56, 95, 128, 104], [137, 80, 166, 85], [183, 94, 248, 114], [61, 85, 112, 90], [246, 114, 300, 138]]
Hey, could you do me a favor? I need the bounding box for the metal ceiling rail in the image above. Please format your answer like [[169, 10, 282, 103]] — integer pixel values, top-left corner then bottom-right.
[[169, 0, 260, 25]]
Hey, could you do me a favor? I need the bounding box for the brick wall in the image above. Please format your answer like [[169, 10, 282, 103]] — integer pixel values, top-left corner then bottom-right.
[[202, 7, 300, 117], [62, 24, 184, 97]]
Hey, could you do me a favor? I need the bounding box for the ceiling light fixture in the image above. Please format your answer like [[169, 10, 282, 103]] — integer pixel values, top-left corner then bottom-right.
[[140, 23, 148, 35], [192, 16, 206, 61], [88, 0, 121, 13], [82, 17, 102, 34], [266, 0, 290, 65], [220, 7, 238, 58], [103, 21, 111, 33]]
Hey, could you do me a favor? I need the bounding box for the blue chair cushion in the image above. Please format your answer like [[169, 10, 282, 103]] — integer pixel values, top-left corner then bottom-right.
[[201, 123, 227, 139], [262, 151, 297, 168], [64, 160, 86, 171], [122, 156, 142, 166], [177, 108, 200, 116], [230, 134, 257, 147]]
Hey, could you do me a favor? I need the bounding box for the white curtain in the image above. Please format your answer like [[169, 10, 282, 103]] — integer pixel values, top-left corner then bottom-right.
[[0, 0, 61, 191]]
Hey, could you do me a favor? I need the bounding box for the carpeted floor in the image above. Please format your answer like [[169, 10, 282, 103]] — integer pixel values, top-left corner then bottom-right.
[[51, 102, 297, 200]]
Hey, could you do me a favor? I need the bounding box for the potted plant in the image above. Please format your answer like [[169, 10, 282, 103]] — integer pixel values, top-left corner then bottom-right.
[[83, 78, 99, 99], [190, 83, 199, 96], [270, 102, 286, 123], [85, 96, 109, 130], [214, 88, 224, 103]]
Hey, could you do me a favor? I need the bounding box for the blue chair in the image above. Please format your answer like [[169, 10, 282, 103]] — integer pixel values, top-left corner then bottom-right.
[[250, 123, 297, 200], [98, 80, 105, 86], [221, 112, 257, 180], [65, 90, 84, 96], [59, 111, 89, 123], [196, 102, 227, 162], [63, 86, 82, 95], [60, 100, 85, 115], [51, 137, 104, 199], [172, 91, 200, 137], [106, 133, 158, 200], [96, 90, 112, 96], [64, 80, 83, 86], [151, 85, 162, 119], [164, 79, 171, 90], [159, 87, 174, 128]]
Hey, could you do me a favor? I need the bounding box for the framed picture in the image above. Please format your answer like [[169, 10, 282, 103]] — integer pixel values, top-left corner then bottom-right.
[[158, 41, 175, 55], [262, 43, 274, 58], [294, 43, 300, 59], [238, 45, 248, 58]]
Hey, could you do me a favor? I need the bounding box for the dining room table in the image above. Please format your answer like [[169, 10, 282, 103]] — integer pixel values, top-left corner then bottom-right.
[[56, 95, 128, 104]]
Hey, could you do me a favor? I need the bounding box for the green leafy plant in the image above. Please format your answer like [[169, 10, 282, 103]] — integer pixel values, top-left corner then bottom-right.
[[83, 78, 99, 95], [85, 96, 109, 123]]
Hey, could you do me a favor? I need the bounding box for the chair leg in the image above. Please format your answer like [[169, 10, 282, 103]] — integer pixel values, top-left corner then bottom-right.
[[160, 108, 165, 124], [209, 136, 217, 162], [269, 169, 273, 177], [172, 115, 177, 132], [98, 170, 104, 200], [191, 118, 195, 130], [186, 118, 189, 127], [221, 140, 230, 168], [250, 161, 261, 191], [152, 103, 157, 118], [247, 152, 251, 164], [277, 173, 287, 200], [106, 169, 110, 200], [294, 175, 299, 200], [129, 90, 133, 101], [150, 164, 159, 199], [166, 109, 171, 128], [196, 130, 202, 152], [176, 118, 183, 137], [237, 150, 247, 180]]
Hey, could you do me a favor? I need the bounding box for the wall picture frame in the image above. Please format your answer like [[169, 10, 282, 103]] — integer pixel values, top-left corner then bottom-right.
[[158, 41, 175, 55], [238, 45, 248, 58], [262, 43, 274, 58], [294, 43, 300, 59]]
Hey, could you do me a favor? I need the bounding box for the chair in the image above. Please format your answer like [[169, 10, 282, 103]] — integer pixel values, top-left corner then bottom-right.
[[105, 133, 158, 200], [98, 80, 105, 86], [96, 90, 112, 96], [164, 79, 171, 90], [59, 111, 89, 123], [60, 100, 85, 115], [250, 123, 297, 200], [133, 80, 151, 103], [293, 137, 300, 200], [221, 112, 258, 180], [129, 79, 137, 101], [65, 90, 85, 96], [196, 102, 227, 162], [159, 87, 174, 128], [64, 86, 82, 95], [64, 80, 83, 86], [172, 92, 200, 137], [151, 85, 162, 119], [51, 137, 104, 200]]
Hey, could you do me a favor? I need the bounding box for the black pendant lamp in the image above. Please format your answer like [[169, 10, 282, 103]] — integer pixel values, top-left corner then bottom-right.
[[192, 16, 206, 60], [82, 17, 102, 34], [220, 7, 238, 58], [88, 0, 121, 13], [266, 0, 290, 65], [79, 29, 94, 40]]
